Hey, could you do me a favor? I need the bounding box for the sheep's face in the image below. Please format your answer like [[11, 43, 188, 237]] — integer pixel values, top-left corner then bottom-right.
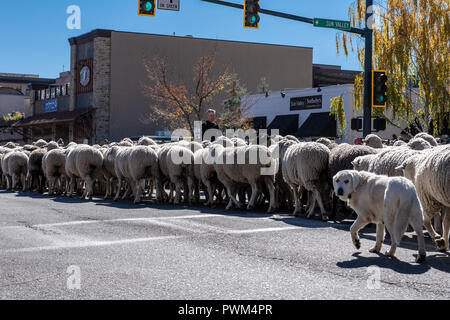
[[333, 170, 360, 201]]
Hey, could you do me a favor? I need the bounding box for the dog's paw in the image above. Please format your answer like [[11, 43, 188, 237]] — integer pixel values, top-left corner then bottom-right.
[[415, 254, 426, 263], [435, 238, 446, 251], [384, 250, 395, 258], [369, 247, 380, 253], [353, 239, 361, 250]]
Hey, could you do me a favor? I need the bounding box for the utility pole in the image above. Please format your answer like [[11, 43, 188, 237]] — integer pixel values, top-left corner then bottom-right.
[[363, 0, 373, 137], [201, 0, 374, 137]]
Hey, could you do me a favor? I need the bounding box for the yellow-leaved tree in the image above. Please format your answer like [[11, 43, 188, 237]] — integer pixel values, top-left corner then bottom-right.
[[336, 0, 449, 136]]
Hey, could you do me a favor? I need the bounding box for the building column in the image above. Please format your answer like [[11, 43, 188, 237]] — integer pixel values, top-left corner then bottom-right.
[[52, 124, 56, 141], [69, 43, 77, 111], [69, 122, 74, 142]]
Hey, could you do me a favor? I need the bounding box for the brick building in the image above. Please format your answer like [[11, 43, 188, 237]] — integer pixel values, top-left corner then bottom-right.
[[14, 29, 360, 144]]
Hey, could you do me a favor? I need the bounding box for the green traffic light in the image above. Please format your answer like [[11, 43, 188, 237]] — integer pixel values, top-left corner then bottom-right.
[[145, 1, 153, 11], [251, 15, 257, 24]]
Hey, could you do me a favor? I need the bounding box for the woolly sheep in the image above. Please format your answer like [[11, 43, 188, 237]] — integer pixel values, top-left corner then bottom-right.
[[42, 148, 67, 195], [282, 142, 331, 219], [3, 151, 28, 191], [33, 139, 48, 148], [113, 146, 159, 204], [138, 136, 157, 146], [353, 147, 423, 177], [157, 144, 195, 204], [270, 138, 297, 209], [214, 144, 276, 212], [46, 141, 60, 151], [407, 137, 432, 150], [363, 134, 384, 148], [4, 142, 17, 149], [27, 148, 46, 193], [65, 145, 104, 200], [414, 132, 438, 146], [393, 140, 407, 147], [397, 146, 450, 251]]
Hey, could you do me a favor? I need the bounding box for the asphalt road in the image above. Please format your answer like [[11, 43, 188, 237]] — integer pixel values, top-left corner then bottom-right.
[[0, 190, 449, 300]]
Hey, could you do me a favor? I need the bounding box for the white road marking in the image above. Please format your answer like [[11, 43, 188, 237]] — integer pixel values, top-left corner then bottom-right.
[[0, 214, 224, 229], [1, 235, 186, 254], [0, 212, 301, 254]]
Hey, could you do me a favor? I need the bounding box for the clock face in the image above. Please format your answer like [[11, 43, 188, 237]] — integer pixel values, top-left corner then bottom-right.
[[79, 65, 91, 87]]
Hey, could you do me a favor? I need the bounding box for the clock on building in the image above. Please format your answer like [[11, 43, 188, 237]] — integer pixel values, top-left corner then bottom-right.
[[79, 65, 91, 87]]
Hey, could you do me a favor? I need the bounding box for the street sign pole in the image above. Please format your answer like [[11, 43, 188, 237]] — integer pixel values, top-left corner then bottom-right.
[[201, 0, 371, 135], [363, 0, 373, 137]]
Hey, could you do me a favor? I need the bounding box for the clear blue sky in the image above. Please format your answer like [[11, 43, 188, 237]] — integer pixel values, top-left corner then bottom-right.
[[0, 0, 362, 79]]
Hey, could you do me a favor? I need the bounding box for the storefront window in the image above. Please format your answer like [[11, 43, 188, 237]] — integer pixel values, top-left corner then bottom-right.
[[56, 86, 61, 96], [45, 89, 50, 99]]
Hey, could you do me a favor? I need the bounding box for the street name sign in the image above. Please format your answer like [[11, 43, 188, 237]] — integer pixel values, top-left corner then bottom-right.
[[313, 18, 351, 31], [158, 0, 180, 11]]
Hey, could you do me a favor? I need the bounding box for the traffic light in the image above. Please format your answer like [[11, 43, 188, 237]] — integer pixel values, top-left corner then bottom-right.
[[244, 1, 260, 29], [372, 70, 388, 107], [351, 118, 363, 131], [373, 118, 386, 131], [138, 0, 156, 17]]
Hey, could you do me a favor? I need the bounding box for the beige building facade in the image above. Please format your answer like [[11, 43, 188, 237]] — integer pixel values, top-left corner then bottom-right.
[[66, 29, 313, 143]]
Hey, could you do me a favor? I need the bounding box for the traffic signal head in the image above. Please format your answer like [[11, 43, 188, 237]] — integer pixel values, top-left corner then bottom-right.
[[372, 70, 388, 107], [138, 0, 155, 17], [244, 0, 260, 29]]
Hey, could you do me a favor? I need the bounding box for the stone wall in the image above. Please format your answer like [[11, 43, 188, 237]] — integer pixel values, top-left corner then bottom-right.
[[92, 37, 111, 144]]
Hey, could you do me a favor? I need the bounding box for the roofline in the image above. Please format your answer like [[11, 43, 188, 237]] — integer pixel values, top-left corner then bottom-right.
[[69, 29, 113, 45], [68, 28, 313, 51], [0, 76, 56, 85]]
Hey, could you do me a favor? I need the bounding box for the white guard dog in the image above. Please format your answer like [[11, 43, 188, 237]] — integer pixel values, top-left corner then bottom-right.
[[333, 170, 426, 263]]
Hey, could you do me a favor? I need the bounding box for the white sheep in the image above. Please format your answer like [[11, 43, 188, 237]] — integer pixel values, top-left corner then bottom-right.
[[282, 142, 331, 220], [27, 148, 46, 193], [414, 132, 438, 146], [157, 144, 195, 205], [214, 144, 276, 212], [363, 134, 384, 148], [353, 147, 423, 177], [397, 145, 450, 251], [407, 137, 432, 150], [138, 136, 157, 146], [2, 151, 28, 191], [113, 146, 159, 204], [65, 145, 104, 200], [42, 148, 67, 195]]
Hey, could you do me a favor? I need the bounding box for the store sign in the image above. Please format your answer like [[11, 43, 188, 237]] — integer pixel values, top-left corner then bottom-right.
[[44, 99, 58, 112], [158, 0, 180, 11], [290, 95, 322, 110]]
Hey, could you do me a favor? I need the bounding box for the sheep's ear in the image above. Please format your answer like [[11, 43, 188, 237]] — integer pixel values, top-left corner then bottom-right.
[[351, 171, 360, 190], [351, 160, 357, 168], [395, 165, 404, 171]]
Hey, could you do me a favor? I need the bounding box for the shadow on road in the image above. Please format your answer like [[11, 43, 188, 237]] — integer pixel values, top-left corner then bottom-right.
[[336, 251, 450, 274]]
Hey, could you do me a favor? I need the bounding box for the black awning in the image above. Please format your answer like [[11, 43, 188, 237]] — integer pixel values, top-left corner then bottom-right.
[[295, 112, 337, 138], [267, 114, 299, 136]]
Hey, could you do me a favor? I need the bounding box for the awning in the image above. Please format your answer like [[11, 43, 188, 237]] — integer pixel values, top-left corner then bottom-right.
[[295, 112, 337, 138], [12, 107, 92, 127], [267, 114, 299, 136]]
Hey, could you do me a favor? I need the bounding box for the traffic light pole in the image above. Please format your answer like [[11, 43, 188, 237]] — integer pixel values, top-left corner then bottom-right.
[[201, 0, 373, 137], [362, 0, 373, 137]]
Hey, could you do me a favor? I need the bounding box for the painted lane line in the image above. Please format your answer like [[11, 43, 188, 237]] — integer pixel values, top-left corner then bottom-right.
[[1, 235, 186, 254]]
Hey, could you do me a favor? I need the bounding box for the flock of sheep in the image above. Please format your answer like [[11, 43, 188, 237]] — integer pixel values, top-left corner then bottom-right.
[[0, 131, 449, 261]]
